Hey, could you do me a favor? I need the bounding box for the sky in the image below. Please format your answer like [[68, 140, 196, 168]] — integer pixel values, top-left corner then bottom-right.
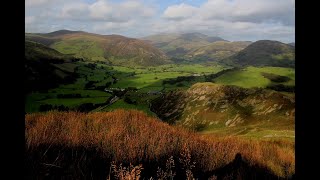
[[25, 0, 295, 43]]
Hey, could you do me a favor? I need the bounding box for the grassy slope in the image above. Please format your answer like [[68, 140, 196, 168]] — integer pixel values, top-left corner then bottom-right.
[[151, 82, 295, 139], [25, 40, 80, 93], [25, 40, 72, 60], [142, 33, 227, 58], [26, 31, 169, 67], [223, 40, 295, 68], [214, 66, 295, 88], [186, 41, 251, 61], [26, 110, 294, 178]]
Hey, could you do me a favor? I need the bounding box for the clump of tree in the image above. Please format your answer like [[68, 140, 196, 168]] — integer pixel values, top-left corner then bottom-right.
[[261, 72, 291, 83], [85, 81, 97, 89], [163, 76, 195, 85], [124, 96, 137, 105], [266, 84, 295, 92], [85, 63, 97, 70], [204, 68, 238, 82], [77, 103, 96, 112], [39, 104, 69, 112], [57, 94, 82, 98]]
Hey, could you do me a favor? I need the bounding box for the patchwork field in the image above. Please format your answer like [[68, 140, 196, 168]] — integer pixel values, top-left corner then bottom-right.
[[25, 63, 227, 113]]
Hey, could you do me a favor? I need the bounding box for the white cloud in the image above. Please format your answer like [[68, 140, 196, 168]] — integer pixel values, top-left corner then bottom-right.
[[61, 2, 90, 20], [25, 0, 295, 42], [202, 0, 294, 25], [163, 3, 199, 20], [25, 16, 35, 24], [26, 0, 50, 7], [158, 0, 294, 42], [93, 21, 136, 34]]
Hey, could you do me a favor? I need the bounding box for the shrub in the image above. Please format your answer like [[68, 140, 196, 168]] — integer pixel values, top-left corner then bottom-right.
[[25, 110, 295, 179]]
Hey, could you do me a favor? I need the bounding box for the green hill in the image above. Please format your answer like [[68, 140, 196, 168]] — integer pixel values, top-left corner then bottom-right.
[[25, 40, 79, 93], [26, 30, 170, 67], [142, 32, 227, 58], [186, 41, 251, 61], [223, 40, 295, 68], [151, 82, 294, 137]]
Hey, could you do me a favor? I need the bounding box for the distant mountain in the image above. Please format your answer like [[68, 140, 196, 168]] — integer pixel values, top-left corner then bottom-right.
[[26, 30, 169, 67], [186, 41, 252, 61], [223, 40, 295, 68], [142, 32, 227, 58], [45, 29, 84, 37], [288, 42, 295, 47], [25, 40, 79, 93]]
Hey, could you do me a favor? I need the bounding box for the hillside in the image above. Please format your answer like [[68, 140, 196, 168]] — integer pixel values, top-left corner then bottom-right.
[[288, 42, 295, 47], [25, 40, 79, 92], [142, 33, 227, 58], [186, 41, 251, 61], [223, 40, 295, 68], [25, 30, 170, 67], [151, 82, 295, 137], [26, 110, 294, 179]]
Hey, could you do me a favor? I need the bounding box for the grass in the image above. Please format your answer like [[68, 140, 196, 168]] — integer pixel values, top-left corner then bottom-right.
[[52, 63, 78, 73], [214, 66, 295, 88], [38, 97, 108, 107], [201, 125, 295, 140], [112, 72, 191, 89], [25, 110, 295, 179], [51, 38, 106, 60], [100, 99, 156, 116], [26, 62, 227, 113]]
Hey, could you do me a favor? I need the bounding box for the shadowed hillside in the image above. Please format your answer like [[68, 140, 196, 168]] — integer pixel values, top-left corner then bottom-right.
[[25, 40, 80, 93], [223, 40, 295, 68]]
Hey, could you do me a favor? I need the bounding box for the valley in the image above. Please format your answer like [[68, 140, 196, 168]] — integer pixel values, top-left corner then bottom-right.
[[25, 31, 295, 139], [25, 30, 295, 179]]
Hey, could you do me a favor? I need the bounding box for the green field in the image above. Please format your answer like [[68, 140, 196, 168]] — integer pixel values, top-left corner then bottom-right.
[[25, 63, 226, 113], [25, 63, 295, 114], [214, 66, 295, 88]]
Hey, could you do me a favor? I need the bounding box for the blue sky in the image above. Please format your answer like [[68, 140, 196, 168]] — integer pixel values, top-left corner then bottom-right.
[[25, 0, 295, 43]]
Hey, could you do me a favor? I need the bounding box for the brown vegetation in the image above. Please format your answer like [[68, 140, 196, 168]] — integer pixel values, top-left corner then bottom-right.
[[25, 110, 294, 179]]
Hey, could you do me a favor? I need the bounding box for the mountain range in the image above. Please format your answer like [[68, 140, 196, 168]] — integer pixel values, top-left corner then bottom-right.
[[26, 30, 295, 68], [142, 32, 228, 58], [26, 30, 169, 67]]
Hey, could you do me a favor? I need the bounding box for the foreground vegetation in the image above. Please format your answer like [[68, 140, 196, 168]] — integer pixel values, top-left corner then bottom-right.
[[26, 110, 294, 179]]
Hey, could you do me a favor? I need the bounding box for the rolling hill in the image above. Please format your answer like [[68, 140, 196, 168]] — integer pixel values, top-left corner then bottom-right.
[[222, 40, 295, 68], [151, 82, 295, 137], [185, 41, 251, 61], [26, 30, 170, 67], [142, 32, 227, 58], [25, 40, 79, 92], [288, 42, 295, 47]]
